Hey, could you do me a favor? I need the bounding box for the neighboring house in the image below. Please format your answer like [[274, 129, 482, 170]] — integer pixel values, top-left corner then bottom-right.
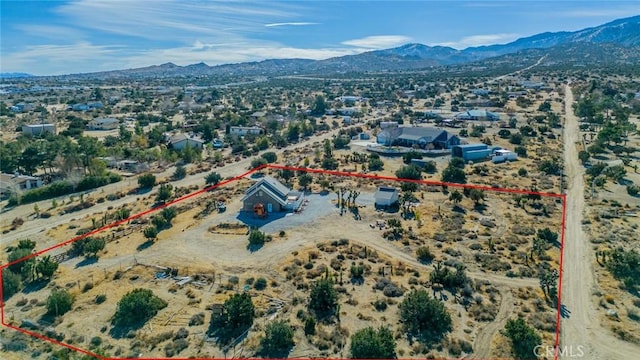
[[87, 101, 104, 109], [377, 122, 460, 149], [336, 96, 362, 103], [169, 134, 204, 150], [471, 89, 491, 96], [250, 111, 266, 121], [22, 123, 56, 136], [338, 107, 360, 116], [463, 99, 496, 108], [230, 126, 263, 136], [519, 81, 545, 89], [0, 173, 43, 197], [508, 91, 528, 99], [11, 103, 34, 113], [241, 176, 303, 214], [87, 118, 119, 130], [454, 110, 500, 121], [374, 186, 399, 208], [69, 103, 90, 111]]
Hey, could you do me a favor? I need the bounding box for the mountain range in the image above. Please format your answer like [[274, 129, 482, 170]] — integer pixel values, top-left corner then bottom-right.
[[17, 15, 640, 79]]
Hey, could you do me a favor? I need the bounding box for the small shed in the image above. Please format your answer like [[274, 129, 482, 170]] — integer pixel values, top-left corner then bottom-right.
[[374, 186, 399, 208]]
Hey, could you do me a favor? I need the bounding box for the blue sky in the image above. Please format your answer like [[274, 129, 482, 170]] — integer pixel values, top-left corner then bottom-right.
[[1, 0, 639, 75]]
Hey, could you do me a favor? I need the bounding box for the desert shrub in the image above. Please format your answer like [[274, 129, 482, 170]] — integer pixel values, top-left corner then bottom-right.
[[95, 294, 107, 304], [138, 173, 156, 189], [248, 229, 266, 247], [2, 269, 22, 300], [416, 246, 434, 263], [350, 326, 396, 359], [259, 320, 295, 357], [189, 313, 205, 326], [503, 318, 541, 360], [373, 299, 388, 311], [46, 289, 74, 316], [254, 277, 267, 290]]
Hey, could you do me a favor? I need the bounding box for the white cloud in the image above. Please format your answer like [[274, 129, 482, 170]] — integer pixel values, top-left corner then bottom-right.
[[14, 24, 85, 41], [54, 0, 300, 41], [264, 22, 318, 27], [341, 35, 411, 49], [1, 42, 124, 75], [435, 33, 520, 49]]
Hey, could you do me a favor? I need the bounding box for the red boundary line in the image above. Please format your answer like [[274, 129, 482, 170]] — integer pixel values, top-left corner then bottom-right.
[[0, 164, 566, 360]]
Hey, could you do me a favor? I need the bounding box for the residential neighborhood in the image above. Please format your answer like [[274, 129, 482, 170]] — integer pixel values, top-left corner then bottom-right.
[[0, 6, 639, 360]]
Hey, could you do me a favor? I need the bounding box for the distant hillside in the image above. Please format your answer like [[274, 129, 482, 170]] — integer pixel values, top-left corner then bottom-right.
[[23, 15, 640, 79], [0, 72, 33, 78], [373, 15, 640, 64]]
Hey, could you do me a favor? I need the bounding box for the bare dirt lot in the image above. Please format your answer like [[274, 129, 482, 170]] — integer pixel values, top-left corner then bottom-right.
[[2, 167, 563, 359]]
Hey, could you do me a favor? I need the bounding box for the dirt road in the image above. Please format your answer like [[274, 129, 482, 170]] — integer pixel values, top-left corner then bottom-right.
[[470, 288, 514, 359], [560, 84, 640, 360]]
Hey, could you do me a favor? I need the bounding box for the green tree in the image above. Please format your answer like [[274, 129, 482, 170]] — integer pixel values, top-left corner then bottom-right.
[[209, 292, 255, 342], [138, 173, 156, 189], [604, 165, 626, 183], [47, 289, 74, 316], [172, 165, 187, 180], [280, 169, 294, 183], [143, 226, 158, 240], [538, 159, 561, 175], [309, 278, 338, 318], [298, 173, 313, 191], [205, 172, 221, 185], [304, 316, 316, 335], [113, 288, 167, 327], [2, 269, 22, 300], [36, 255, 58, 279], [402, 151, 423, 164], [395, 165, 422, 181], [368, 153, 384, 171], [399, 289, 452, 343], [161, 207, 177, 225], [18, 239, 36, 250], [261, 152, 278, 163], [350, 326, 396, 359], [449, 190, 463, 206], [83, 237, 106, 258], [312, 95, 327, 116], [8, 248, 34, 274], [156, 184, 173, 203], [578, 150, 590, 165], [469, 188, 486, 205], [537, 228, 558, 244], [442, 164, 467, 184], [502, 318, 542, 360], [248, 229, 266, 247], [259, 320, 295, 357], [251, 157, 268, 169]]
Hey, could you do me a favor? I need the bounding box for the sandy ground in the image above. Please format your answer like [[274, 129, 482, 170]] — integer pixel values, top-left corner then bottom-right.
[[560, 84, 640, 360]]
